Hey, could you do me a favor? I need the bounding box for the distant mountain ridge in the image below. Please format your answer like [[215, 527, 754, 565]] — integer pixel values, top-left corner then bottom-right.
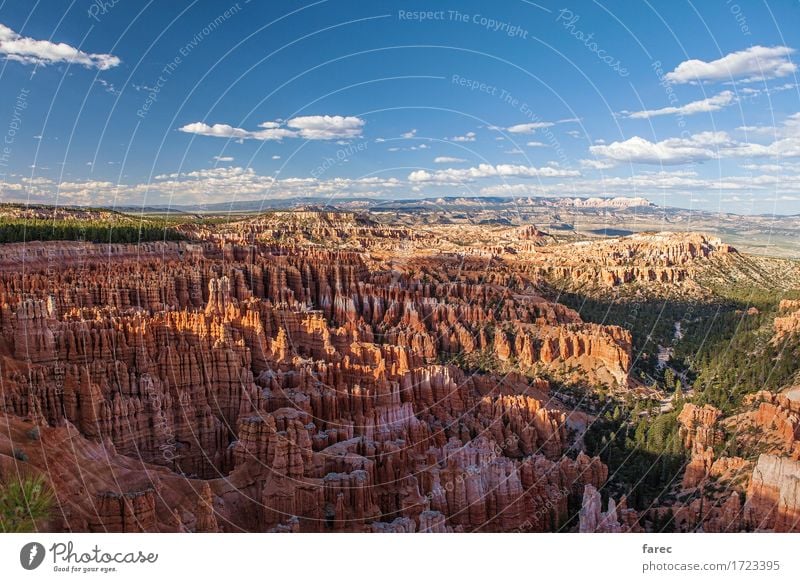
[[108, 195, 654, 213]]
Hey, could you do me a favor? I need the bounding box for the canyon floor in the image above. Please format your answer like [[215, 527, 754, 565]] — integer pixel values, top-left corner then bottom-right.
[[1, 203, 799, 533]]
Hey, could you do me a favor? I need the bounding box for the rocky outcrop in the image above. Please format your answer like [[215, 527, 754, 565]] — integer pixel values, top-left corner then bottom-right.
[[524, 232, 735, 292], [90, 489, 158, 533], [0, 413, 239, 533], [745, 454, 800, 532], [194, 482, 221, 533], [774, 300, 800, 341], [677, 403, 724, 489], [579, 485, 641, 532], [666, 492, 744, 533], [747, 390, 800, 459]]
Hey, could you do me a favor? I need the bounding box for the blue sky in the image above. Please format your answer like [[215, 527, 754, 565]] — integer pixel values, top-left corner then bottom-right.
[[1, 0, 800, 214]]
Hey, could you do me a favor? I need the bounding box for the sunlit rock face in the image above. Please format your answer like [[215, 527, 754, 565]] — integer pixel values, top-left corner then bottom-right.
[[745, 454, 800, 532], [774, 300, 800, 342]]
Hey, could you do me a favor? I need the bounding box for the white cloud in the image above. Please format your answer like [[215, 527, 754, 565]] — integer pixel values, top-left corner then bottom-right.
[[286, 115, 364, 140], [95, 78, 120, 95], [213, 156, 234, 162], [736, 136, 800, 158], [5, 166, 405, 206], [434, 156, 466, 163], [590, 121, 800, 166], [401, 129, 417, 138], [272, 155, 281, 160], [736, 112, 800, 138], [408, 163, 580, 183], [507, 122, 554, 134], [589, 132, 734, 165], [179, 115, 365, 141], [741, 163, 782, 172], [580, 159, 615, 170], [0, 23, 120, 70], [504, 148, 524, 155], [449, 131, 476, 142], [627, 90, 735, 118], [526, 141, 546, 147], [665, 45, 797, 84], [9, 158, 800, 207], [716, 113, 800, 158], [740, 162, 800, 173], [477, 168, 800, 200], [178, 122, 291, 141], [736, 124, 771, 134]]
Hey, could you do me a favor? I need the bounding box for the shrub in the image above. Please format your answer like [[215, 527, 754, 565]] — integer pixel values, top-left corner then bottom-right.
[[0, 474, 55, 532]]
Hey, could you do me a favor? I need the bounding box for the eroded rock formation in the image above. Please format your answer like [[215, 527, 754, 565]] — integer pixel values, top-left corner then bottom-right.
[[0, 229, 628, 533], [0, 215, 770, 534]]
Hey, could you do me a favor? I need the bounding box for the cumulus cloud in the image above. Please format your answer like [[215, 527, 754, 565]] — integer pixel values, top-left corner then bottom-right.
[[408, 163, 580, 183], [401, 129, 417, 138], [179, 115, 365, 141], [285, 115, 364, 140], [434, 156, 466, 163], [665, 45, 796, 84], [589, 132, 734, 165], [627, 91, 735, 118], [178, 122, 287, 141], [590, 125, 800, 165], [0, 23, 120, 69]]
